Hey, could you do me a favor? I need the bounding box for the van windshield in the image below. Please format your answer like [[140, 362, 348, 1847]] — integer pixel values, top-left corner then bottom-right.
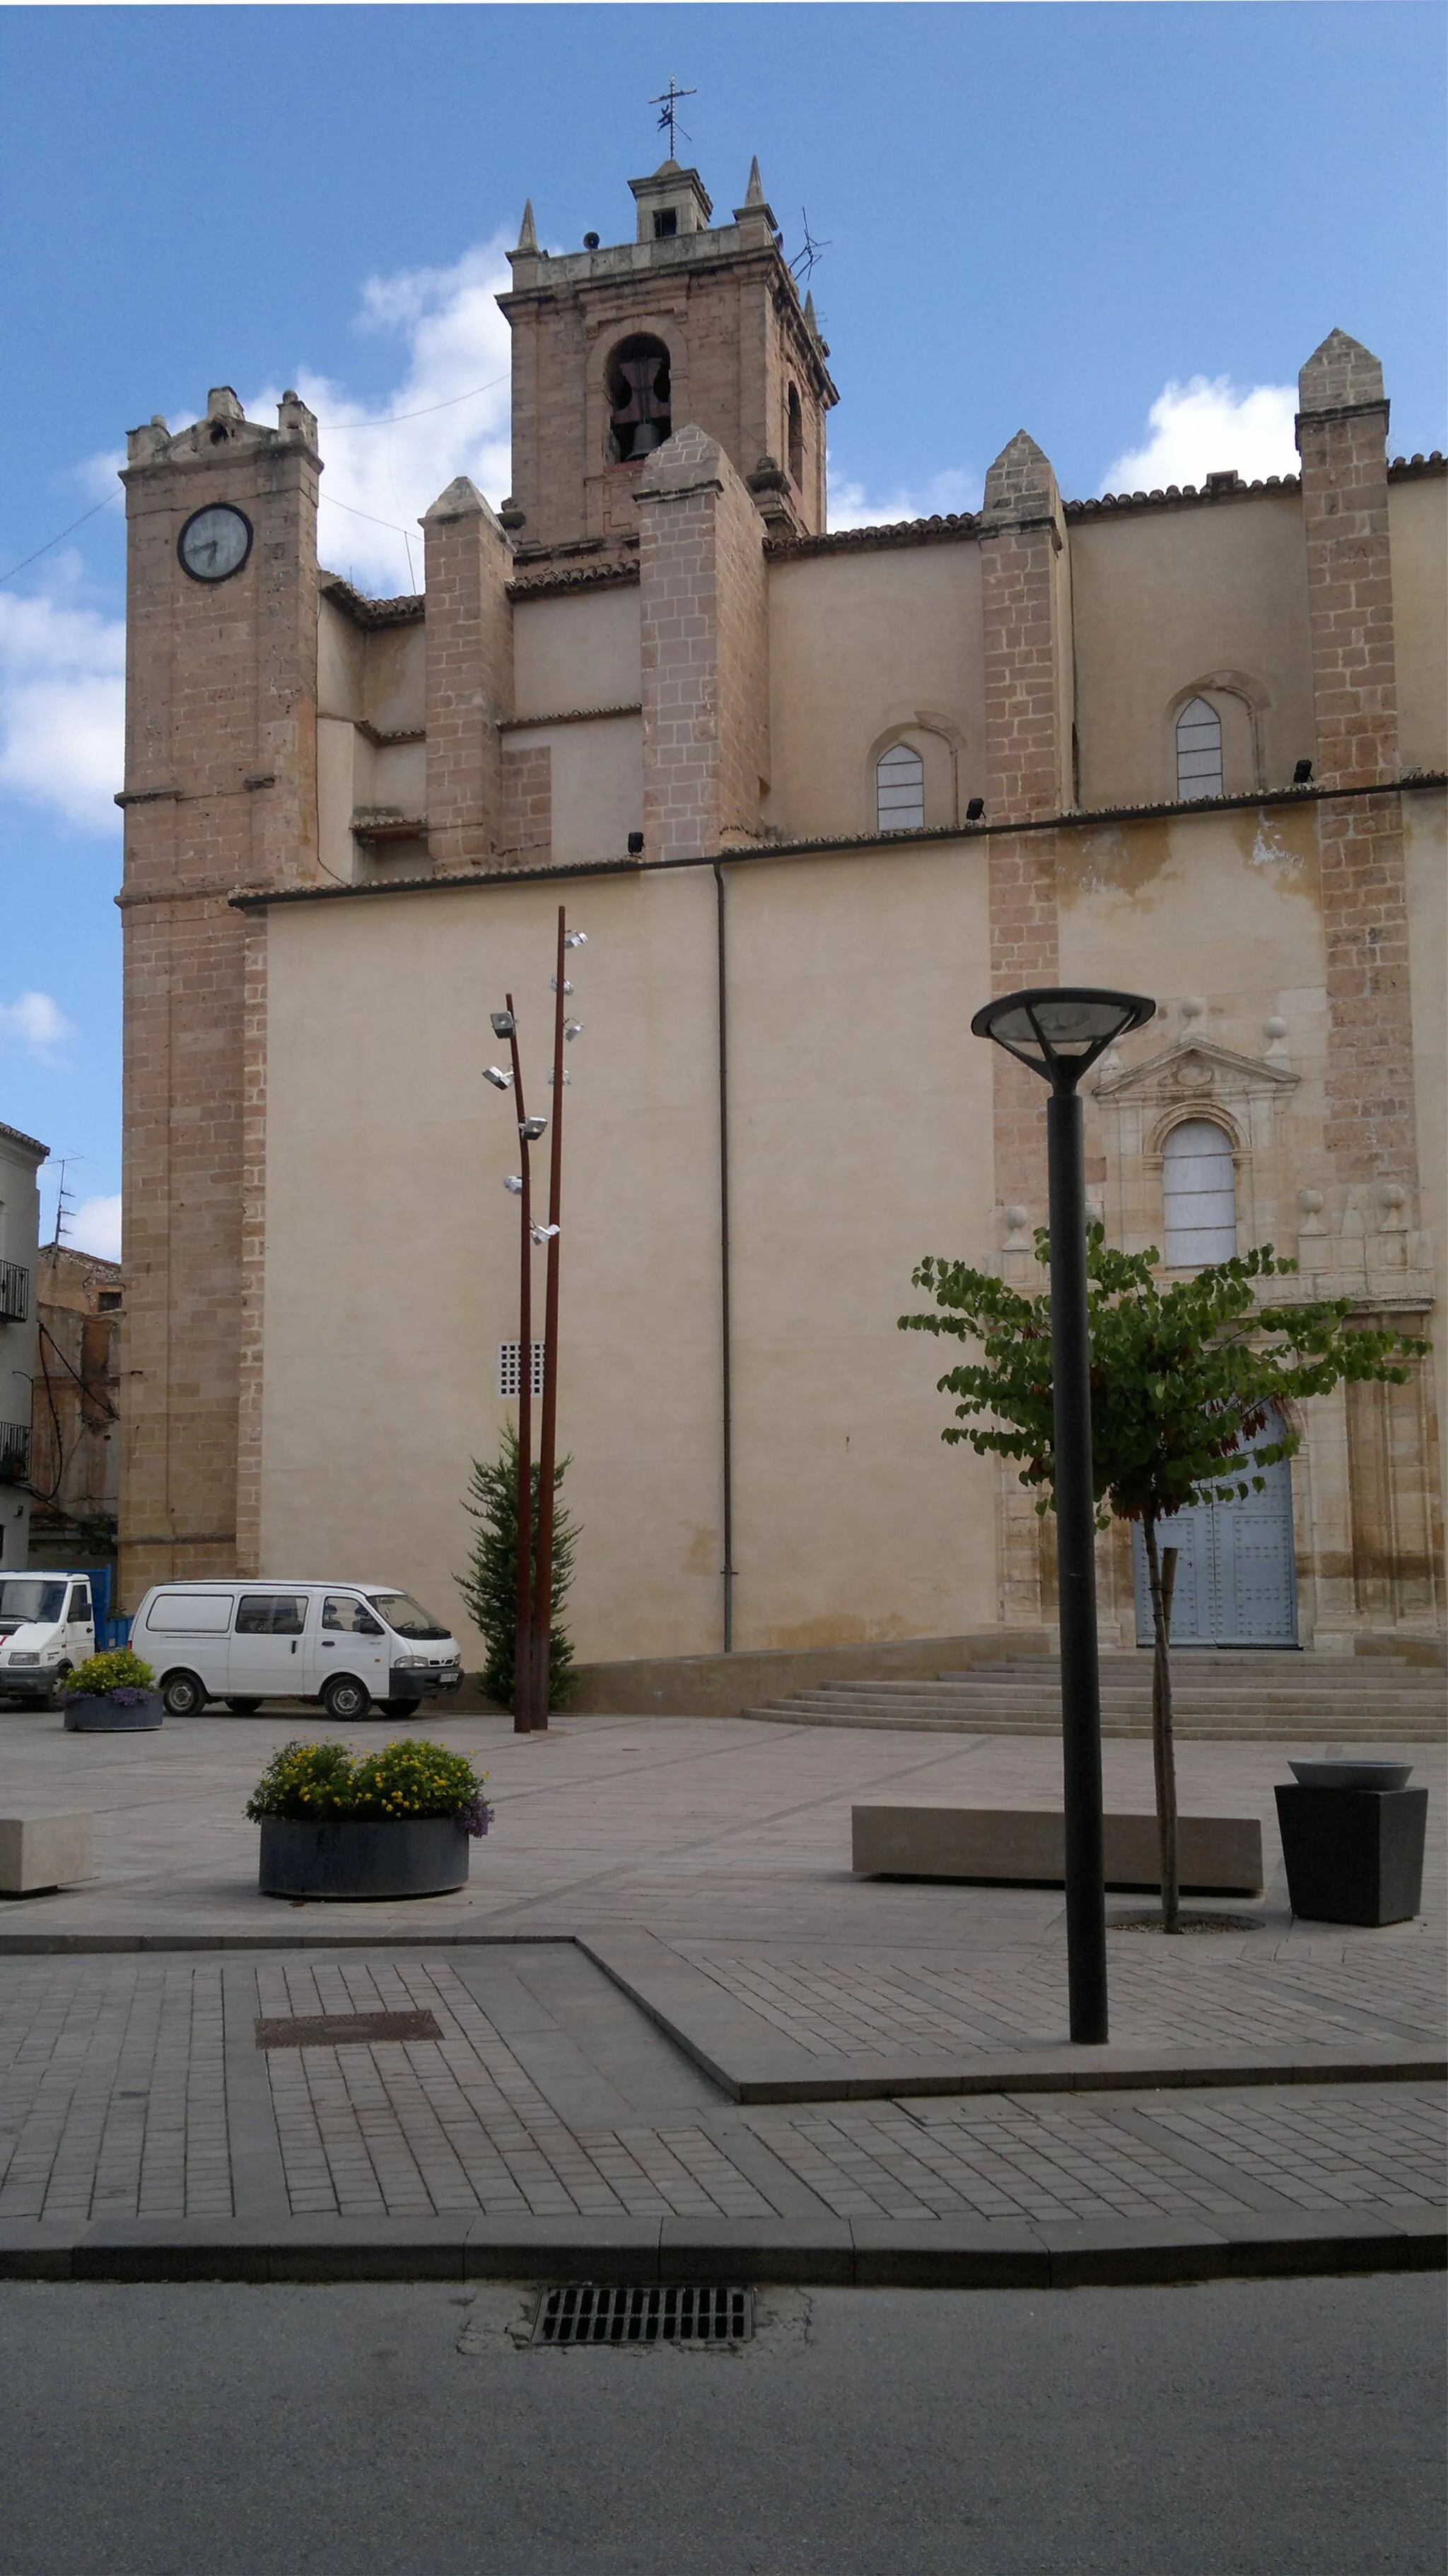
[[0, 1579, 66, 1631], [366, 1592, 451, 1641]]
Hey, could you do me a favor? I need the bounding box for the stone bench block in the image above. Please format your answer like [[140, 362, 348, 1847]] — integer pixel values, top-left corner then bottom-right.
[[852, 1805, 1262, 1894], [0, 1810, 94, 1896]]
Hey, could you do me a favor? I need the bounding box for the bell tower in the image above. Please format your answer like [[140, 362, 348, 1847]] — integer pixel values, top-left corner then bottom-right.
[[497, 156, 837, 563]]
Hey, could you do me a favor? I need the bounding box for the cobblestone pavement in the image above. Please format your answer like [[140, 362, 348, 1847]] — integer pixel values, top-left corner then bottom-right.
[[674, 1935, 1445, 2062], [0, 1946, 1442, 2234]]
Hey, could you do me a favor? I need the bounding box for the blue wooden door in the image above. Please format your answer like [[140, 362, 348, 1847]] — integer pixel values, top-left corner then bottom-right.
[[1133, 1415, 1297, 1646]]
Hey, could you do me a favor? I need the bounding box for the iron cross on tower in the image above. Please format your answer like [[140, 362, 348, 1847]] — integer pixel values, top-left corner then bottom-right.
[[649, 75, 696, 160]]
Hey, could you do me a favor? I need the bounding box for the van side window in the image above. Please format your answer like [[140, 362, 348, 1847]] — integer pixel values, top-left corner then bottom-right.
[[235, 1593, 307, 1636], [69, 1585, 91, 1622], [322, 1595, 383, 1636]]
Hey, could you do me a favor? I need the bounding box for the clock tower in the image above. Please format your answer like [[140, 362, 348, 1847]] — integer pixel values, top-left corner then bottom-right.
[[117, 385, 323, 1600], [498, 156, 838, 563]]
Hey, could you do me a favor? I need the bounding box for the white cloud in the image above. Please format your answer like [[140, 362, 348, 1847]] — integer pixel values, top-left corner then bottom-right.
[[259, 237, 515, 595], [1102, 376, 1298, 496], [0, 990, 77, 1058], [69, 1193, 122, 1261], [0, 581, 125, 836], [828, 464, 981, 533]]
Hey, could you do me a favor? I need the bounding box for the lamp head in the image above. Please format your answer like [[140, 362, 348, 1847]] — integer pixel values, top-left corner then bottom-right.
[[490, 1009, 515, 1039], [481, 1065, 513, 1091], [971, 986, 1155, 1089], [520, 1114, 548, 1141]]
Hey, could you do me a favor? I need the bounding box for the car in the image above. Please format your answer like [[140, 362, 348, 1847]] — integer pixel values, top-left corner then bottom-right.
[[129, 1580, 465, 1720]]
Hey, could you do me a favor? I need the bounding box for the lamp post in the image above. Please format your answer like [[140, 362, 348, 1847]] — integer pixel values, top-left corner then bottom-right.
[[483, 910, 586, 1733], [971, 986, 1155, 2044]]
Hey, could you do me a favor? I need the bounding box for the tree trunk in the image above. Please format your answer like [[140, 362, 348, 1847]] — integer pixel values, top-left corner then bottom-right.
[[1143, 1516, 1181, 1932]]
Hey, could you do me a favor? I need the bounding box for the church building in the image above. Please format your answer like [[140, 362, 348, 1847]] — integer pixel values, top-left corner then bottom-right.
[[115, 153, 1446, 1679]]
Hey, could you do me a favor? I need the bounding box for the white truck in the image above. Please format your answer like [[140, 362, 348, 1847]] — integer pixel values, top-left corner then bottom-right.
[[130, 1579, 465, 1720], [0, 1571, 98, 1706]]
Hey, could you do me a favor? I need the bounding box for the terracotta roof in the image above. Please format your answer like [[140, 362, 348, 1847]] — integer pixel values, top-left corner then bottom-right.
[[766, 513, 979, 561], [508, 561, 641, 599], [0, 1118, 48, 1159], [319, 574, 425, 628]]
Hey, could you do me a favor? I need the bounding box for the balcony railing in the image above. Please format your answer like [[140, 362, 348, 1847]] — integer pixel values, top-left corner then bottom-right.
[[0, 1261, 29, 1323], [0, 1421, 30, 1482]]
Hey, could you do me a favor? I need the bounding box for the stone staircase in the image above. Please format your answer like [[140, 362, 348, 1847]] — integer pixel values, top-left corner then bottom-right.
[[742, 1651, 1447, 1742]]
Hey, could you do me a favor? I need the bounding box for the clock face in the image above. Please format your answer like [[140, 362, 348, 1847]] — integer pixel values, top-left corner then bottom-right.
[[177, 504, 252, 584]]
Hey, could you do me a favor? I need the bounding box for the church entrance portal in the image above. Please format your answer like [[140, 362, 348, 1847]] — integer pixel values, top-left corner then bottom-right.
[[1131, 1412, 1298, 1648]]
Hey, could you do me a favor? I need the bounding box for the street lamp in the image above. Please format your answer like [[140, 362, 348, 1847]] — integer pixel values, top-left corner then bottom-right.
[[971, 986, 1155, 2043]]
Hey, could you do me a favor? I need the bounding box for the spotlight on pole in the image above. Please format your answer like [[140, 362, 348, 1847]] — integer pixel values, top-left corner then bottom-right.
[[564, 930, 588, 949], [503, 1174, 523, 1195], [551, 977, 574, 995], [482, 1065, 513, 1091], [520, 1114, 548, 1141], [971, 985, 1155, 2047], [531, 1222, 559, 1245], [564, 1021, 584, 1041], [490, 1010, 516, 1038]]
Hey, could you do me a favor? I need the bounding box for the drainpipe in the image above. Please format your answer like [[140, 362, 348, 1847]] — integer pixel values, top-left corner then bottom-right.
[[713, 858, 736, 1651]]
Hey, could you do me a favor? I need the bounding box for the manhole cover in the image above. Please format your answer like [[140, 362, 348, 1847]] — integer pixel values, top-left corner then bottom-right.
[[255, 2010, 443, 2049], [532, 2284, 753, 2347]]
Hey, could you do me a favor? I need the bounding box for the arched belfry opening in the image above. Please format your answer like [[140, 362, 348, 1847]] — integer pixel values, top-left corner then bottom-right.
[[786, 383, 803, 486], [607, 336, 672, 463]]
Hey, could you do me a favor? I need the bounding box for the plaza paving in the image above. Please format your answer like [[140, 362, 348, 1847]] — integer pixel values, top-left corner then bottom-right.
[[0, 1707, 1442, 2282]]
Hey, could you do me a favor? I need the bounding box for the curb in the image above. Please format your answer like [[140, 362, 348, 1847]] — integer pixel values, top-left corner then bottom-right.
[[0, 2208, 1440, 2290]]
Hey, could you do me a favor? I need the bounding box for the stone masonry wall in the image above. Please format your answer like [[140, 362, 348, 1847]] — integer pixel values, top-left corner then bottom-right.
[[1296, 332, 1419, 1206], [422, 479, 513, 870], [636, 426, 768, 862], [117, 393, 320, 1608], [499, 743, 553, 865]]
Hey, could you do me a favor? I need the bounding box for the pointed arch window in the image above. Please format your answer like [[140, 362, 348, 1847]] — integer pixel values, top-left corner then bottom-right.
[[1176, 697, 1223, 800], [877, 742, 925, 833], [1162, 1118, 1237, 1265], [607, 336, 672, 462]]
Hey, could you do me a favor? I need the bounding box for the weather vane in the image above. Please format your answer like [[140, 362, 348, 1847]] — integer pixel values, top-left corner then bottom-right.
[[788, 208, 831, 288], [649, 75, 696, 160]]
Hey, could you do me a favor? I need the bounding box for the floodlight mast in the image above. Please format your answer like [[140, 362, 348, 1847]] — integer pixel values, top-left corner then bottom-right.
[[503, 994, 536, 1733], [530, 907, 569, 1728], [970, 986, 1156, 2044]]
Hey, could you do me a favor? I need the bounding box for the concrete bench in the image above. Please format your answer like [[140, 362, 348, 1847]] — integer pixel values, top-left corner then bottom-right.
[[0, 1810, 94, 1897], [852, 1804, 1263, 1894]]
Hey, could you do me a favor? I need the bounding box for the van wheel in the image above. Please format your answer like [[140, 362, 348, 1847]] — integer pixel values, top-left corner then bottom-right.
[[161, 1670, 206, 1718], [226, 1697, 262, 1715], [322, 1673, 370, 1723], [43, 1663, 73, 1711]]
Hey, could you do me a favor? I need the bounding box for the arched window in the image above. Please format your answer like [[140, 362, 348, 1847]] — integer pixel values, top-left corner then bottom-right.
[[607, 336, 671, 462], [876, 742, 926, 833], [1162, 1119, 1237, 1265], [1176, 697, 1223, 800], [786, 384, 803, 486]]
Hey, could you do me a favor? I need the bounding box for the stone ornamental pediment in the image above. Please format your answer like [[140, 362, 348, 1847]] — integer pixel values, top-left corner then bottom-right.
[[1092, 1036, 1297, 1103]]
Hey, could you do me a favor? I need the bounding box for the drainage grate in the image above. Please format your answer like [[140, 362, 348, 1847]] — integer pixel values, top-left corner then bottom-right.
[[533, 2284, 753, 2347], [255, 2010, 443, 2049]]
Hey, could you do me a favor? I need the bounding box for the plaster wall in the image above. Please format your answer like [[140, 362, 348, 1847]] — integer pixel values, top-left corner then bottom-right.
[[512, 586, 641, 716], [763, 545, 984, 841], [500, 713, 643, 865], [1390, 481, 1448, 774], [1069, 494, 1315, 808], [1405, 790, 1447, 1439], [257, 835, 998, 1665]]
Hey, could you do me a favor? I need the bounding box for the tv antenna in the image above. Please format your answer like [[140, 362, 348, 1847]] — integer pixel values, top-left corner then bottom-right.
[[789, 209, 831, 289], [649, 76, 696, 161], [50, 1159, 75, 1248]]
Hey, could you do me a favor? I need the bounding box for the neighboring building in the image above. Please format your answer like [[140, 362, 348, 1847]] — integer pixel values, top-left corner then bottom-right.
[[115, 152, 1445, 1663], [0, 1120, 47, 1570], [27, 1243, 122, 1575]]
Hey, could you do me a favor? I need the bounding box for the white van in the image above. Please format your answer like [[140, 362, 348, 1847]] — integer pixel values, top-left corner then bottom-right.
[[0, 1571, 98, 1706], [132, 1581, 465, 1721]]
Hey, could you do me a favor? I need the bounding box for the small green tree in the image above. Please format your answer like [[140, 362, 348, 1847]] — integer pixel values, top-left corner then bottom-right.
[[901, 1234, 1427, 1930], [456, 1421, 579, 1712]]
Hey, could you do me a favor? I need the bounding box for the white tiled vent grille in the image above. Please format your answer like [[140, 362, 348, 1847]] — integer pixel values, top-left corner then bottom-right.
[[498, 1341, 546, 1399]]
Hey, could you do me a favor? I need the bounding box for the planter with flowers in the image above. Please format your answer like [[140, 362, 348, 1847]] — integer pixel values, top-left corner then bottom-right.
[[62, 1648, 163, 1733], [247, 1738, 494, 1899]]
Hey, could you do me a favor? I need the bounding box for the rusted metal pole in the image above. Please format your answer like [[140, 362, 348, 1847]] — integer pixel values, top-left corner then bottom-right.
[[530, 907, 567, 1731], [505, 995, 535, 1734]]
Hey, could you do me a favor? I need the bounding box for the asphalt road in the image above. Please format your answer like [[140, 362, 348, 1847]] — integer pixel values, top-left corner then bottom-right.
[[1, 2274, 1442, 2575]]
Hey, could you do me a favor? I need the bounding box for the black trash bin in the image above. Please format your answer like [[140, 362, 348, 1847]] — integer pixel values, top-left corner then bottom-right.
[[1274, 1760, 1427, 1927]]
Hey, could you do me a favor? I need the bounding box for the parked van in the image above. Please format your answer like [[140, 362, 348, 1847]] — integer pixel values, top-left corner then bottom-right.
[[131, 1581, 465, 1720], [0, 1571, 98, 1706]]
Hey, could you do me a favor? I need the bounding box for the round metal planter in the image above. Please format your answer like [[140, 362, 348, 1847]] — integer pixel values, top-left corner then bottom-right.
[[258, 1815, 470, 1900], [63, 1692, 164, 1733]]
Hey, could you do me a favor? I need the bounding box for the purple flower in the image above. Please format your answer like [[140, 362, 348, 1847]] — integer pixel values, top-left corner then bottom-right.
[[456, 1796, 495, 1839]]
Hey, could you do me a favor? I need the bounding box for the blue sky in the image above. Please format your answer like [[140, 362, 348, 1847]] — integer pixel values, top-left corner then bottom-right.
[[1, 1, 1443, 1252]]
